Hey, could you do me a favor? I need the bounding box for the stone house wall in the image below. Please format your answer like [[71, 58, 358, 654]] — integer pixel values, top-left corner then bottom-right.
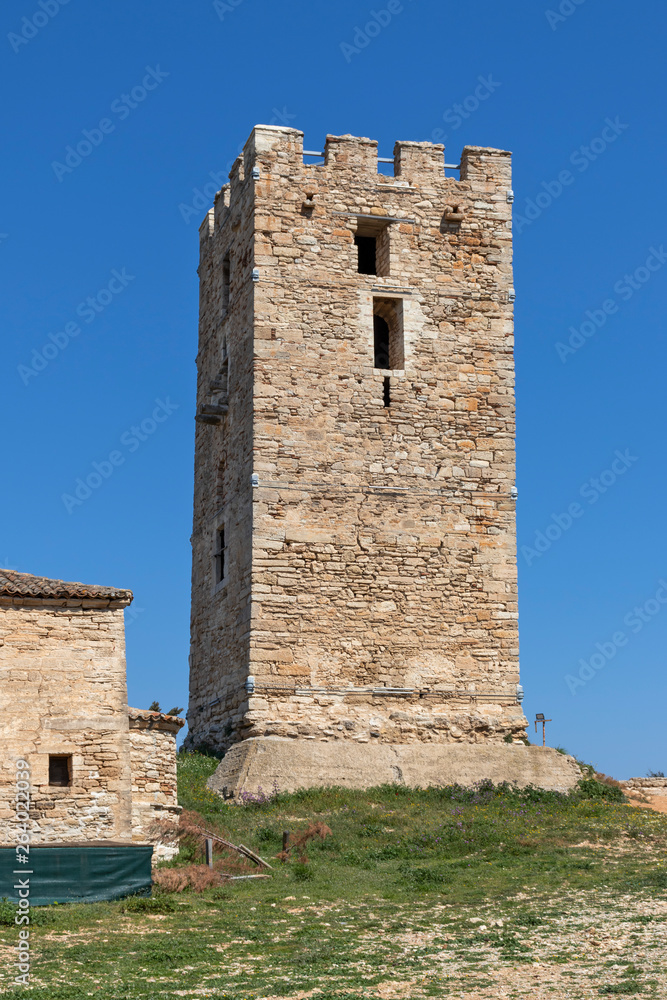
[[0, 571, 184, 847], [0, 588, 133, 844], [187, 125, 525, 753]]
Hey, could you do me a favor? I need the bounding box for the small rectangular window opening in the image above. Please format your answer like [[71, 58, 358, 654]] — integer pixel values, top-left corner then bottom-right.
[[49, 755, 71, 787], [355, 235, 376, 275], [355, 219, 390, 276], [221, 253, 230, 314], [215, 526, 226, 584]]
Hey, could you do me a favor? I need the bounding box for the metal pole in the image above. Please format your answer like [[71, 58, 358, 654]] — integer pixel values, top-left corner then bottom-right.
[[205, 838, 214, 868]]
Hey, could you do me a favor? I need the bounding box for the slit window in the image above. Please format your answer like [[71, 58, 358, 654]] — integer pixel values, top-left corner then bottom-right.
[[49, 755, 72, 787], [221, 253, 230, 314], [214, 526, 226, 585], [373, 298, 404, 369], [383, 376, 391, 408]]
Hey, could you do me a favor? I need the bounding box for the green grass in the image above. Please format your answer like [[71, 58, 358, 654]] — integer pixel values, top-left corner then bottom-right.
[[1, 752, 666, 998]]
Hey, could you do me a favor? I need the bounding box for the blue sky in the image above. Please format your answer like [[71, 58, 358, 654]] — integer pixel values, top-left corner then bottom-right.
[[2, 0, 665, 777]]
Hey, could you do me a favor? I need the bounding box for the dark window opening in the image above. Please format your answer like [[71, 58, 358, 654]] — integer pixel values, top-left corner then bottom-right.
[[373, 298, 404, 369], [374, 315, 390, 368], [221, 253, 230, 314], [355, 219, 390, 276], [215, 527, 226, 584], [383, 377, 391, 408], [355, 235, 377, 275], [49, 755, 71, 787]]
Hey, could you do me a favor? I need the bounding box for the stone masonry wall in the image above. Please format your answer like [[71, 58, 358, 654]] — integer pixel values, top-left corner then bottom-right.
[[0, 599, 133, 844], [128, 710, 183, 840], [187, 153, 256, 751], [188, 125, 525, 752], [621, 778, 667, 797]]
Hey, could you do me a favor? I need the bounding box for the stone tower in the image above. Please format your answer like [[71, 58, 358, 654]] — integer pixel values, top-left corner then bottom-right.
[[186, 125, 527, 759]]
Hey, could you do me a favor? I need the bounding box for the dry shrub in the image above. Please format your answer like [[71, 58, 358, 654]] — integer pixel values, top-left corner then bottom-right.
[[170, 809, 260, 878], [153, 864, 222, 893], [595, 772, 625, 791], [178, 809, 222, 846], [277, 821, 332, 863], [177, 809, 234, 857]]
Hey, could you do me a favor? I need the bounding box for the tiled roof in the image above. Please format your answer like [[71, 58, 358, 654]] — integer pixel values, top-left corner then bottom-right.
[[0, 569, 133, 602], [128, 708, 186, 728]]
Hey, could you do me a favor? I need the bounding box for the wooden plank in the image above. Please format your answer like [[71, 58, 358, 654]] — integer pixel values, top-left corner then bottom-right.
[[191, 823, 273, 869], [237, 843, 273, 870]]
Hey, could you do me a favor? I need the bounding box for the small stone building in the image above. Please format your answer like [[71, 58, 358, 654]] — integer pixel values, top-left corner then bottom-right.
[[0, 569, 183, 846]]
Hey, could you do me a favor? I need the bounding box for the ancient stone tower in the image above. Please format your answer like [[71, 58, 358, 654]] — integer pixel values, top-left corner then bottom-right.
[[187, 125, 527, 761]]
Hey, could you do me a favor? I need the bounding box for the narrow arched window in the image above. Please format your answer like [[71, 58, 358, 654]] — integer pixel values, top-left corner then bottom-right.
[[372, 298, 403, 369]]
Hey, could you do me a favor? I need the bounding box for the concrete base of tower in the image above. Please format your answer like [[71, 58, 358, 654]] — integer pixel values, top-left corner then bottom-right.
[[206, 736, 582, 800]]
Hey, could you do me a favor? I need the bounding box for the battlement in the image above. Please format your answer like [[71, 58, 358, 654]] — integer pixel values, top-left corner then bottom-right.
[[199, 125, 513, 251]]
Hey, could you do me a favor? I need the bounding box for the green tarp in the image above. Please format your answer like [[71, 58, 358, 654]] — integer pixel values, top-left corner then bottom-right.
[[0, 843, 153, 906]]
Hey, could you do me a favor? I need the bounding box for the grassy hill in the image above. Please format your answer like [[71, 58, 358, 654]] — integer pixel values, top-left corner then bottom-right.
[[1, 751, 666, 999]]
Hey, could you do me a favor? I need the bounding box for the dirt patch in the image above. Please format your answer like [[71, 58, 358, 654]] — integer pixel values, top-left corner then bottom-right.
[[628, 792, 667, 814]]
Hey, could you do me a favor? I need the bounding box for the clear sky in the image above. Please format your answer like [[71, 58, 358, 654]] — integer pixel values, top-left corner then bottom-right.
[[2, 0, 665, 777]]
